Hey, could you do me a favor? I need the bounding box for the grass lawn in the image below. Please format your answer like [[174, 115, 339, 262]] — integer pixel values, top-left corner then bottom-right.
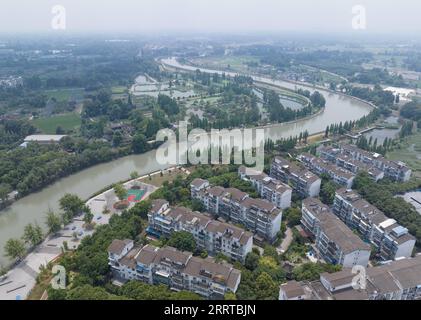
[[111, 86, 128, 94], [192, 55, 259, 73], [139, 166, 197, 187], [32, 113, 82, 134], [44, 88, 85, 101], [387, 131, 421, 174]]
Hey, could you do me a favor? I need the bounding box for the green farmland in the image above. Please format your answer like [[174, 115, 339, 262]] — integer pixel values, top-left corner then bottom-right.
[[43, 88, 85, 101], [32, 113, 82, 134]]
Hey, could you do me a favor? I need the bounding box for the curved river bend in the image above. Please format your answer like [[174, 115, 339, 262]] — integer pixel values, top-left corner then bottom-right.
[[0, 59, 373, 265]]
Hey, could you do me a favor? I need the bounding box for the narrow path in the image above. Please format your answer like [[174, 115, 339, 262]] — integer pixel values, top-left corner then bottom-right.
[[278, 227, 293, 254]]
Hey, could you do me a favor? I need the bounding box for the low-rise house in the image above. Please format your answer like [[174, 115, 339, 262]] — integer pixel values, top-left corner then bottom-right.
[[108, 239, 136, 280], [333, 188, 416, 261], [280, 255, 421, 300], [279, 280, 307, 300], [191, 180, 283, 242], [147, 200, 253, 262], [238, 166, 292, 209], [108, 242, 241, 298], [301, 198, 371, 268], [270, 156, 321, 197]]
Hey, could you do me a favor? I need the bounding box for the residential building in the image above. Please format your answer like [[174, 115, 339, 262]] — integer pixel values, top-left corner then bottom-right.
[[241, 197, 283, 242], [270, 156, 321, 197], [298, 153, 355, 188], [147, 200, 253, 262], [190, 180, 283, 242], [279, 280, 307, 300], [108, 242, 241, 298], [319, 144, 412, 182], [282, 255, 421, 300], [238, 166, 292, 209], [333, 188, 416, 261], [301, 198, 371, 268]]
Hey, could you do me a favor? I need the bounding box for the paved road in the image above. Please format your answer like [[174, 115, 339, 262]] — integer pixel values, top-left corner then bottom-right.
[[277, 227, 293, 254]]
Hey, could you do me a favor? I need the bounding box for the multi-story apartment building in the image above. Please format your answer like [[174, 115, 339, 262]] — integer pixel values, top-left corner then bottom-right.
[[333, 188, 416, 261], [238, 166, 292, 209], [319, 146, 385, 181], [301, 198, 371, 268], [147, 200, 253, 262], [108, 241, 241, 298], [279, 255, 421, 300], [319, 144, 412, 182], [298, 153, 355, 188], [270, 156, 321, 197], [190, 178, 283, 242]]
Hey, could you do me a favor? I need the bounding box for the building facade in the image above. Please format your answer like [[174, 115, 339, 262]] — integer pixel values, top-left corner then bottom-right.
[[238, 166, 292, 209], [147, 200, 253, 262], [333, 188, 416, 261], [318, 144, 411, 182], [301, 198, 371, 268], [190, 178, 283, 242], [280, 255, 421, 300], [298, 153, 355, 188], [108, 241, 242, 299], [270, 156, 321, 198]]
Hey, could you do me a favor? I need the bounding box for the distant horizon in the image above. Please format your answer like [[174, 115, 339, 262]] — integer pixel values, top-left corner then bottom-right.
[[0, 30, 420, 44], [1, 0, 421, 38]]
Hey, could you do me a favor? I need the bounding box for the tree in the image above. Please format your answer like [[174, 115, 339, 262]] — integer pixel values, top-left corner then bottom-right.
[[132, 134, 147, 154], [303, 130, 309, 144], [45, 210, 62, 235], [112, 131, 123, 147], [320, 177, 339, 205], [130, 171, 139, 180], [83, 209, 94, 225], [245, 252, 260, 271], [59, 194, 85, 222], [167, 231, 196, 252], [158, 94, 179, 115], [224, 292, 237, 300], [56, 126, 65, 134], [255, 272, 278, 300], [23, 223, 44, 247], [0, 183, 12, 203], [293, 262, 341, 281], [4, 238, 26, 261], [283, 207, 301, 227], [191, 199, 205, 212], [114, 184, 127, 201], [129, 200, 151, 219]]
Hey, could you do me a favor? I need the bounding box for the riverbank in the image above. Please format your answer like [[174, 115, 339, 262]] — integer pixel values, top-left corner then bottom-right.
[[0, 166, 182, 300], [0, 57, 373, 268], [163, 57, 377, 111]]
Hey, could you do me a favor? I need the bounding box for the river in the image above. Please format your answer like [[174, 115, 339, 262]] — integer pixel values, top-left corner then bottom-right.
[[0, 58, 373, 266]]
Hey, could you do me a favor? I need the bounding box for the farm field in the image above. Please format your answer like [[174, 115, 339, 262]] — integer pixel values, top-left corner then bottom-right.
[[388, 131, 421, 175], [43, 88, 85, 101], [191, 55, 260, 73], [32, 113, 82, 134], [111, 86, 128, 94]]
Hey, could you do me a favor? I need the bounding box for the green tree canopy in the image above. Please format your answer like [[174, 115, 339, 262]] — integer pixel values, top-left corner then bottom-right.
[[167, 231, 196, 252], [23, 223, 44, 247], [45, 210, 62, 235], [4, 238, 26, 261]]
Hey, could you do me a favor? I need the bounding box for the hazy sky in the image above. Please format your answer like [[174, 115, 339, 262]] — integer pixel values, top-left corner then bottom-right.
[[1, 0, 421, 35]]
